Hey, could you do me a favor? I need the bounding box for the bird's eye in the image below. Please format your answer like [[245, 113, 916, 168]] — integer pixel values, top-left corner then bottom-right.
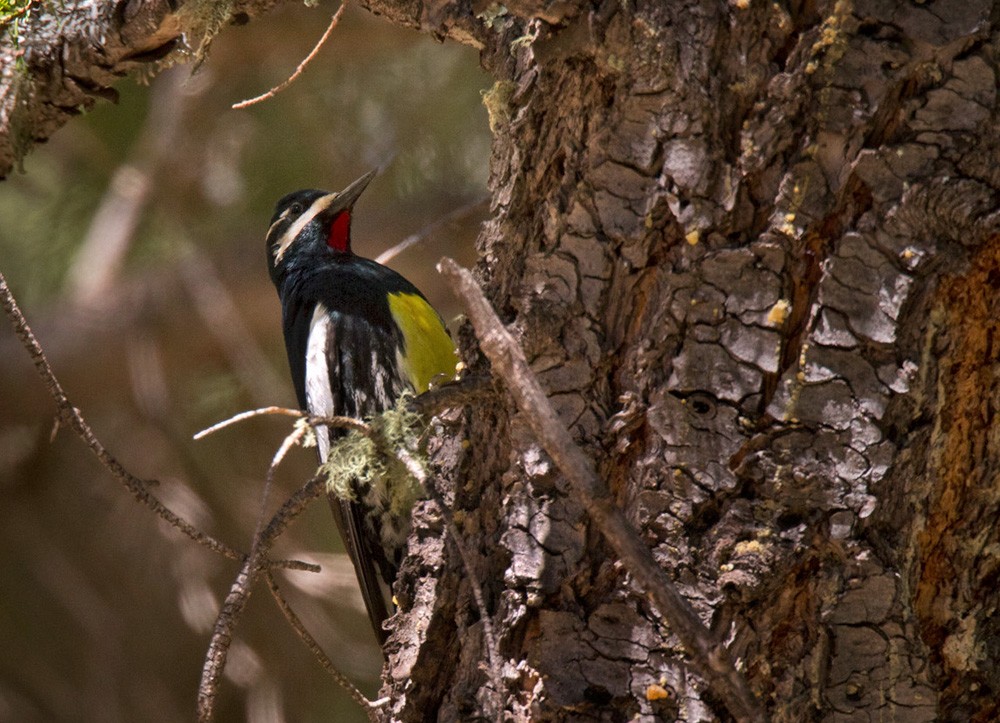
[[289, 202, 304, 216]]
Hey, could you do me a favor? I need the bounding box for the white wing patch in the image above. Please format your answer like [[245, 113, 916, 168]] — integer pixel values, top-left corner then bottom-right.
[[305, 303, 335, 462]]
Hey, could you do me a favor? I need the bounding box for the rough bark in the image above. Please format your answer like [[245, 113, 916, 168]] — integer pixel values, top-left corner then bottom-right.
[[373, 1, 1000, 721], [0, 0, 281, 177], [7, 0, 1000, 721]]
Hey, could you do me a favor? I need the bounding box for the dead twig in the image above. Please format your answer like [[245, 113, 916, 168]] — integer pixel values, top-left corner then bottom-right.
[[271, 557, 322, 572], [265, 570, 387, 722], [194, 406, 367, 440], [375, 195, 489, 265], [0, 270, 241, 562], [438, 258, 764, 723], [248, 420, 311, 575], [197, 475, 326, 722], [232, 1, 348, 110]]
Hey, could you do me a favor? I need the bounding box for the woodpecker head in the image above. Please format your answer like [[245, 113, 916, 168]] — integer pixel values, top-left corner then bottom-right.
[[265, 170, 376, 286]]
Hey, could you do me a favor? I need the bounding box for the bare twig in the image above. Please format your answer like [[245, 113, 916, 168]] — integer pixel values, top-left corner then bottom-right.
[[272, 557, 322, 573], [196, 395, 503, 719], [375, 195, 489, 265], [248, 421, 310, 574], [197, 475, 326, 722], [438, 258, 764, 723], [194, 406, 303, 439], [231, 2, 348, 110], [0, 270, 242, 562], [194, 406, 367, 440], [244, 418, 334, 575], [265, 570, 385, 721]]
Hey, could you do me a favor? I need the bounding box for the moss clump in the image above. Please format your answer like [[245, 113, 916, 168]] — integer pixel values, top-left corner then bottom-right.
[[0, 0, 33, 30], [481, 80, 516, 134], [175, 0, 235, 68], [321, 394, 424, 518]]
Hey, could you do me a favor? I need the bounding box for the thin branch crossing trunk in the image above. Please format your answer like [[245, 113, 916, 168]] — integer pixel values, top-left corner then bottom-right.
[[5, 0, 1000, 720]]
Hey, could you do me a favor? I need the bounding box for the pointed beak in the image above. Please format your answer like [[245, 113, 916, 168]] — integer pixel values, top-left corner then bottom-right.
[[317, 169, 377, 220], [339, 169, 377, 206]]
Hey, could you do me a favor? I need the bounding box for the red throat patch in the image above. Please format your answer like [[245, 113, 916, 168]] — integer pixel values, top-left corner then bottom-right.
[[328, 211, 351, 253]]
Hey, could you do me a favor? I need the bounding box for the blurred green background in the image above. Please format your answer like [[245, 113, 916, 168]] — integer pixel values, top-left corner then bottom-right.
[[0, 2, 489, 720]]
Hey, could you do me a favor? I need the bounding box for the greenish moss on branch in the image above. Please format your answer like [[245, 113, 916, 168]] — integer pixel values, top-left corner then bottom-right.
[[321, 393, 424, 518], [175, 0, 235, 67], [481, 79, 515, 134]]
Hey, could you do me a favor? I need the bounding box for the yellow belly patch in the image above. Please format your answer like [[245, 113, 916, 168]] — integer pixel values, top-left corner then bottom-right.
[[387, 292, 458, 392]]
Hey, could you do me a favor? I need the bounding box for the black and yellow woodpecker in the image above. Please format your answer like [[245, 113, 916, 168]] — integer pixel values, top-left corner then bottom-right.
[[265, 170, 458, 645]]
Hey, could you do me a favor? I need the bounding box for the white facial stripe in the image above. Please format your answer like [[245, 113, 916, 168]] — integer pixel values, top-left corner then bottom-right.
[[266, 207, 293, 240], [272, 193, 339, 263]]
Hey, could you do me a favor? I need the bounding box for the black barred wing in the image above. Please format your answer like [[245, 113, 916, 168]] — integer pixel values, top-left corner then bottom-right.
[[299, 302, 411, 645]]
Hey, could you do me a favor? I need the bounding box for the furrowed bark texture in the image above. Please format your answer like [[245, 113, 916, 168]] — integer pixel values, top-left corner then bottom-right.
[[362, 1, 1000, 721], [0, 0, 285, 177], [8, 0, 1000, 720]]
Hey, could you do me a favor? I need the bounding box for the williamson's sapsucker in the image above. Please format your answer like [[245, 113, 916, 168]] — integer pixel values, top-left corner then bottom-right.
[[265, 170, 458, 645]]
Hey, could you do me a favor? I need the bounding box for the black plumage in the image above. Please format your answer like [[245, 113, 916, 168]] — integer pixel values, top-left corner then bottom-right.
[[265, 172, 455, 646]]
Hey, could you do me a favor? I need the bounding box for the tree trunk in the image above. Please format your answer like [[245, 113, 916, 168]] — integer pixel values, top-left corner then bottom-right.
[[6, 0, 1000, 720], [371, 1, 1000, 721]]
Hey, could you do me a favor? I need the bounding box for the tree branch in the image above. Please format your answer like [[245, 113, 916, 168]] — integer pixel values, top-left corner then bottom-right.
[[197, 474, 326, 722], [231, 1, 348, 110], [0, 0, 184, 177], [265, 570, 386, 722], [0, 269, 242, 562], [438, 258, 764, 723]]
